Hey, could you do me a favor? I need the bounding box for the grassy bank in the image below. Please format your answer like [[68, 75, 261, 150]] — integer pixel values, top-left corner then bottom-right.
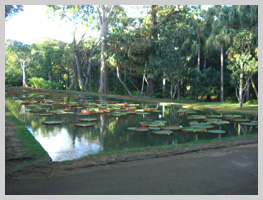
[[5, 106, 50, 161], [63, 133, 258, 164]]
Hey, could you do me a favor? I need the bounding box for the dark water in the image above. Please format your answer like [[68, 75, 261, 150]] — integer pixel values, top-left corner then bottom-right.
[[5, 88, 258, 162]]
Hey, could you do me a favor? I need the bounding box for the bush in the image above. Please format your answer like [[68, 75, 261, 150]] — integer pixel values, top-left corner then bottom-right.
[[246, 99, 258, 105], [225, 96, 237, 103], [28, 77, 65, 90]]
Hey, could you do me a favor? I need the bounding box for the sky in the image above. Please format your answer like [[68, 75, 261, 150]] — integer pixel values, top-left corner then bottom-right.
[[5, 5, 211, 45], [5, 5, 89, 45]]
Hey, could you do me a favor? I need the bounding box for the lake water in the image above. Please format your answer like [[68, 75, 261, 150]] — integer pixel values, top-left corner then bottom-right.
[[5, 88, 258, 162]]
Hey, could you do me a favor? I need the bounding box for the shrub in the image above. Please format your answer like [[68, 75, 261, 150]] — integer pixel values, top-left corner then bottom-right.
[[246, 99, 258, 105]]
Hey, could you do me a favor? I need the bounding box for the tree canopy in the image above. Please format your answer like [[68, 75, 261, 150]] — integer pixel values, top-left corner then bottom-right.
[[5, 5, 258, 105]]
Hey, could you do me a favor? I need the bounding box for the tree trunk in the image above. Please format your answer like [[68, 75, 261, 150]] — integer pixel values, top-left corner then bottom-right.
[[116, 66, 132, 96], [72, 59, 79, 91], [84, 39, 100, 91], [98, 29, 107, 93], [220, 44, 224, 102], [198, 34, 201, 71], [163, 72, 166, 93], [96, 5, 114, 94], [74, 50, 85, 91], [146, 77, 155, 95], [250, 76, 258, 99], [239, 64, 244, 108], [204, 57, 207, 70], [48, 71, 52, 83], [22, 66, 27, 87], [140, 70, 146, 96], [177, 80, 180, 100], [246, 79, 250, 102], [129, 80, 140, 91]]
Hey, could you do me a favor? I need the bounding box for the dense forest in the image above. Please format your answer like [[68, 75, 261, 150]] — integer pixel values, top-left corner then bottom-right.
[[5, 5, 258, 108]]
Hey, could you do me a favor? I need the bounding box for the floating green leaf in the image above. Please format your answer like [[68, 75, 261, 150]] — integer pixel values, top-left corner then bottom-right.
[[42, 121, 64, 125], [152, 130, 173, 136], [133, 128, 149, 132], [79, 118, 98, 122], [148, 127, 161, 131], [161, 126, 182, 131], [182, 127, 207, 133], [207, 130, 226, 134], [74, 123, 95, 127]]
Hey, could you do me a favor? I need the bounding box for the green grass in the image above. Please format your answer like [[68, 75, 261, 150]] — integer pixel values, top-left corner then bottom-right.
[[5, 106, 50, 161], [10, 160, 33, 173], [62, 133, 257, 163]]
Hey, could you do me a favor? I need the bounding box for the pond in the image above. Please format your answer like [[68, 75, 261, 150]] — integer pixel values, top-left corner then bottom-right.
[[5, 88, 258, 162]]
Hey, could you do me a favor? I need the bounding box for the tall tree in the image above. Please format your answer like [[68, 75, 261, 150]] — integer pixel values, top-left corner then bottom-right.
[[6, 40, 33, 86], [96, 5, 114, 93], [226, 30, 258, 108], [146, 5, 182, 95], [46, 5, 96, 91]]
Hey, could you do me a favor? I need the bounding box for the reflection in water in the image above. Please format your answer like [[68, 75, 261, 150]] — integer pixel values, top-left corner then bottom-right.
[[100, 114, 105, 151], [5, 91, 258, 162], [33, 127, 101, 161]]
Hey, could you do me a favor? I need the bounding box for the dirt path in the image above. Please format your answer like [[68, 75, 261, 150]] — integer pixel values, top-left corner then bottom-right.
[[6, 144, 258, 195]]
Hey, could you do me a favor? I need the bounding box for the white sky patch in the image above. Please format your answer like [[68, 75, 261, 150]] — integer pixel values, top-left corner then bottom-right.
[[5, 5, 92, 44], [5, 5, 214, 45]]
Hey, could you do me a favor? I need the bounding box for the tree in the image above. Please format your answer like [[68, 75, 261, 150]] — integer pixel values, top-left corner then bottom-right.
[[96, 5, 114, 93], [5, 5, 23, 21], [6, 40, 33, 86], [226, 30, 258, 108], [206, 6, 235, 102], [46, 5, 97, 91], [147, 5, 182, 95]]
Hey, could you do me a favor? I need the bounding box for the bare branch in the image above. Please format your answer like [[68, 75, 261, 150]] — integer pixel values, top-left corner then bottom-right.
[[152, 6, 179, 31]]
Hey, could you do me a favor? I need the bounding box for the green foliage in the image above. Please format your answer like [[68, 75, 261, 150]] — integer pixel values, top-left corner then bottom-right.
[[246, 99, 258, 105], [225, 96, 237, 103], [27, 77, 46, 88], [5, 5, 23, 20], [28, 77, 65, 90], [188, 67, 220, 99]]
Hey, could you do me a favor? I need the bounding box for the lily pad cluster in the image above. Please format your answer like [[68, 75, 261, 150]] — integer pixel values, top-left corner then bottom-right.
[[127, 120, 183, 136]]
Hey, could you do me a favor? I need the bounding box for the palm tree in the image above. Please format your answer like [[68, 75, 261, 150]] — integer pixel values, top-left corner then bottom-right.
[[206, 6, 235, 102]]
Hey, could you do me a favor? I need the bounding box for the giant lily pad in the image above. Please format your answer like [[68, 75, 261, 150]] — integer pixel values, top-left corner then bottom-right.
[[127, 127, 138, 131], [74, 123, 95, 127], [161, 126, 182, 131], [154, 120, 167, 124], [136, 112, 150, 115], [206, 115, 222, 119], [223, 114, 241, 120], [79, 118, 98, 122], [42, 121, 64, 125], [187, 115, 206, 120], [207, 130, 226, 134], [189, 121, 212, 126], [133, 128, 149, 132], [205, 119, 230, 126], [37, 113, 54, 117], [152, 130, 173, 136], [240, 121, 257, 126], [148, 127, 161, 131], [182, 127, 207, 134], [231, 118, 250, 123], [74, 113, 91, 116], [191, 124, 214, 130]]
